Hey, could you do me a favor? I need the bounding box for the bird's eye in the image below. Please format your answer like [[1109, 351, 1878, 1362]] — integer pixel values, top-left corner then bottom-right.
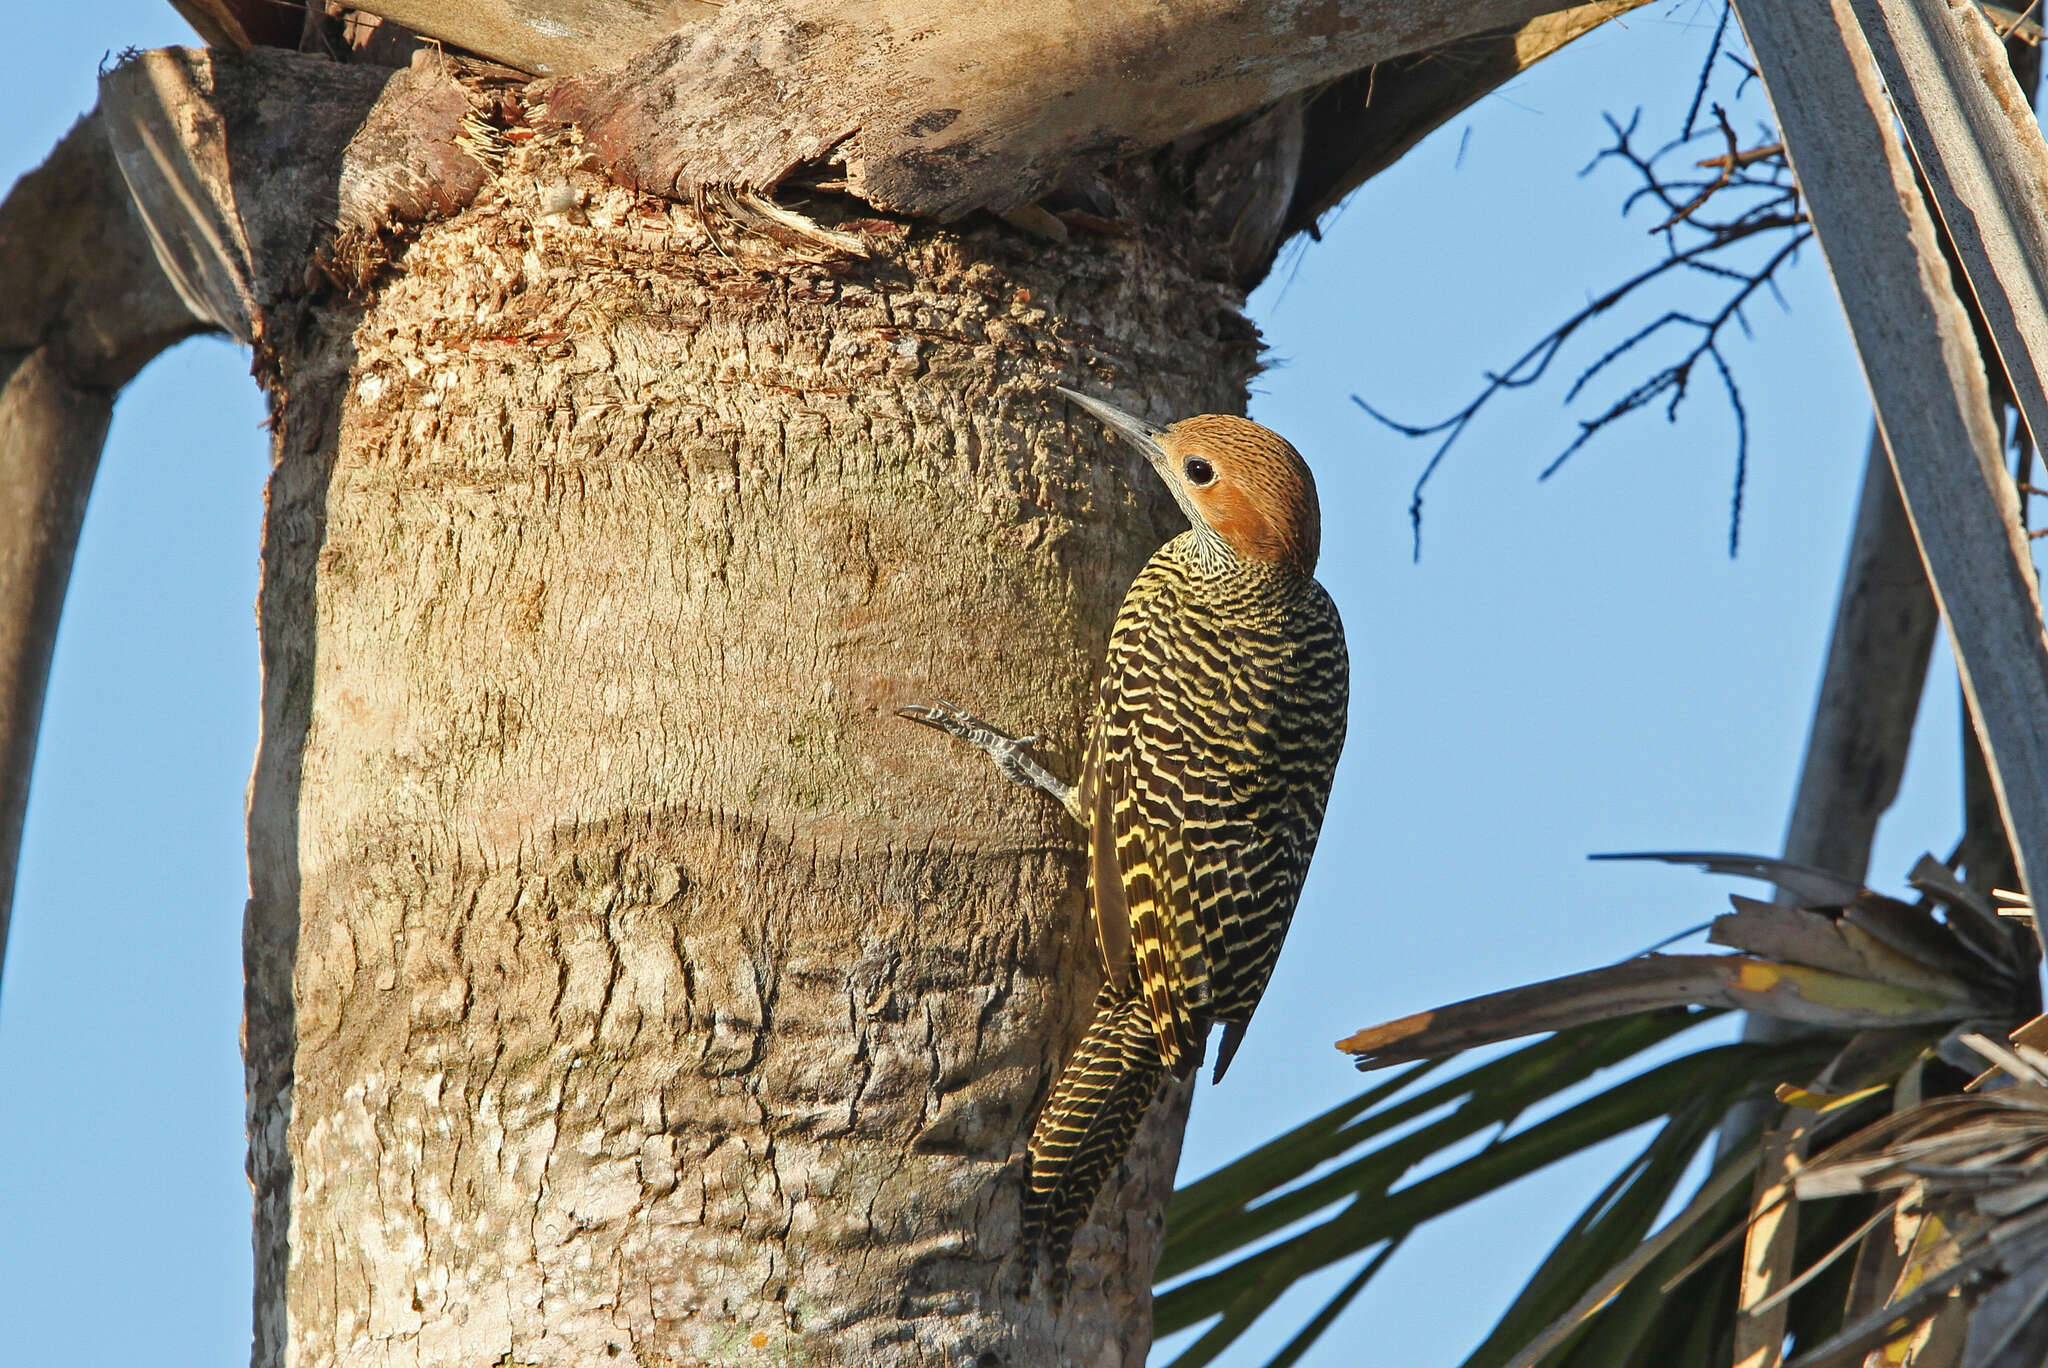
[[1183, 456, 1216, 486]]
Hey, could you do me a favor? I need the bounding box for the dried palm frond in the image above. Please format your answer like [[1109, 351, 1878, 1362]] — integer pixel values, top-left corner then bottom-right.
[[1160, 853, 2040, 1368], [1340, 852, 2036, 1071], [1772, 1031, 2048, 1368]]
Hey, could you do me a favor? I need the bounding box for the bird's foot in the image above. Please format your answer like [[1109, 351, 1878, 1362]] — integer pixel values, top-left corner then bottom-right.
[[897, 700, 1080, 818]]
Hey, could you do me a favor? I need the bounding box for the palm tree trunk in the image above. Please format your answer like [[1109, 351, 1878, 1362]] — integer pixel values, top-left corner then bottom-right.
[[242, 133, 1263, 1365]]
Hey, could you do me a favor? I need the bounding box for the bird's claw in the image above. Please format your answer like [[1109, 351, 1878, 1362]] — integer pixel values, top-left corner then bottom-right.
[[896, 699, 1012, 744], [897, 699, 1079, 817], [897, 700, 1032, 770]]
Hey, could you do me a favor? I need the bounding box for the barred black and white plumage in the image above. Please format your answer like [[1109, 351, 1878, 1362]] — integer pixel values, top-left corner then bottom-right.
[[901, 389, 1348, 1292]]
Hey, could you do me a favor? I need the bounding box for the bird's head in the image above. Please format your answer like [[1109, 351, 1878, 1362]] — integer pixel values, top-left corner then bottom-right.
[[1058, 387, 1321, 574]]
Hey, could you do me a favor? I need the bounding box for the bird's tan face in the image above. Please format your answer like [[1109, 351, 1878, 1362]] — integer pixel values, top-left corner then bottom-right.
[[1054, 389, 1323, 574], [1152, 416, 1321, 574]]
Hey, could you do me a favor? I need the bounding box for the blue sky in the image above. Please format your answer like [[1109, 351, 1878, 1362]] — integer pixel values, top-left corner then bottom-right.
[[0, 5, 1982, 1365]]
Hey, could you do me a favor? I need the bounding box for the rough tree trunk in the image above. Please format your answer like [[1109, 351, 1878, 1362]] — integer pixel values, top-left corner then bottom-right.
[[241, 121, 1270, 1365]]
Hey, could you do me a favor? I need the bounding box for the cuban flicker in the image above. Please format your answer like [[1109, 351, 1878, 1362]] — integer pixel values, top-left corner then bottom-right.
[[902, 386, 1349, 1287]]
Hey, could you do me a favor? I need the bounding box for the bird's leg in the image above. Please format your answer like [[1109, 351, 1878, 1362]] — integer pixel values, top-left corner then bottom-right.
[[897, 700, 1083, 822]]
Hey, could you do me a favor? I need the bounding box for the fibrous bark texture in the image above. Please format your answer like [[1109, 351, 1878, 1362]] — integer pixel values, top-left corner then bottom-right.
[[307, 1, 1641, 264], [247, 127, 1261, 1366]]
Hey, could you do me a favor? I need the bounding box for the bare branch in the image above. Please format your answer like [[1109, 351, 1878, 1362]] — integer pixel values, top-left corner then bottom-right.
[[1355, 46, 1809, 558]]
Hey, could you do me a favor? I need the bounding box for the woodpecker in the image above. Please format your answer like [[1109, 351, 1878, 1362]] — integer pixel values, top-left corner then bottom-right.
[[901, 387, 1349, 1288]]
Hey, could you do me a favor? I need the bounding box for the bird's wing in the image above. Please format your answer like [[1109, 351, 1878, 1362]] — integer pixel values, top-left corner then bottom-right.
[[1081, 727, 1131, 984], [1177, 602, 1349, 1075], [1100, 693, 1207, 1073], [1202, 779, 1262, 1081], [1087, 563, 1348, 1078], [1088, 584, 1212, 1072]]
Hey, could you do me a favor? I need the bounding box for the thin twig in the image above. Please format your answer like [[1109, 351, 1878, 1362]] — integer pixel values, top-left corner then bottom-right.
[[1682, 3, 1733, 141]]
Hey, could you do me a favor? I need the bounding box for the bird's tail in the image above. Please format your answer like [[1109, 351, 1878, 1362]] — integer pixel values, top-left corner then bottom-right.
[[1022, 983, 1167, 1295]]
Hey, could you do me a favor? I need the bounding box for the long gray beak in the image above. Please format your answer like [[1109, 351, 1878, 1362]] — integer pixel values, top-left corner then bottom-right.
[[1056, 386, 1170, 463]]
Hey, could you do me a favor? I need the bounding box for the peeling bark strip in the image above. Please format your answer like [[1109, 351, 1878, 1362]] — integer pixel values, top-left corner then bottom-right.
[[1732, 0, 2048, 932], [0, 358, 109, 980], [168, 0, 303, 52], [0, 111, 207, 986], [1282, 1, 1646, 239], [346, 0, 723, 77], [0, 112, 204, 389], [543, 0, 1586, 218]]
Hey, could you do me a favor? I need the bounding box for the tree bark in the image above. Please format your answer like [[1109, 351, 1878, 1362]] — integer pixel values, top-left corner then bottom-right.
[[240, 112, 1266, 1364]]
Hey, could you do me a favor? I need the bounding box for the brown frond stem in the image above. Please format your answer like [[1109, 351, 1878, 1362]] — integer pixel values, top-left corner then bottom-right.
[[1698, 140, 1784, 173]]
